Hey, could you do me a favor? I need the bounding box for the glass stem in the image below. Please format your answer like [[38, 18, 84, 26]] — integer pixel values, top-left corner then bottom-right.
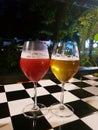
[[60, 82, 65, 110], [33, 82, 38, 110]]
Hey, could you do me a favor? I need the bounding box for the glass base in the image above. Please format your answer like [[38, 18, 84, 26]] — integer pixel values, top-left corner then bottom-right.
[[22, 103, 48, 119], [50, 103, 74, 117]]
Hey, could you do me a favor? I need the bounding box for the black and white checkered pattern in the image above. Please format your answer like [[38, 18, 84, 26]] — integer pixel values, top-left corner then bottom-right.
[[0, 75, 98, 130]]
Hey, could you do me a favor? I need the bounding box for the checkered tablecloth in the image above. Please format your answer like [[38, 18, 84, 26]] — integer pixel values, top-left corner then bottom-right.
[[0, 75, 98, 130]]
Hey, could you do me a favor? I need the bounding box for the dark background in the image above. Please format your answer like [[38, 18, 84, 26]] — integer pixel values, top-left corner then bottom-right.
[[0, 0, 98, 40], [0, 0, 98, 84], [0, 0, 34, 39]]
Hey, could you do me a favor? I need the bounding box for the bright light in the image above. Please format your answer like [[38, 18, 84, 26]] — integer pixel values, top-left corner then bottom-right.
[[46, 40, 53, 47], [85, 39, 89, 48], [93, 43, 97, 48], [58, 42, 62, 47]]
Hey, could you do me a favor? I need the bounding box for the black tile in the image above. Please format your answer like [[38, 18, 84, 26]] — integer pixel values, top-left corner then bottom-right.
[[50, 77, 61, 84], [6, 90, 30, 101], [70, 89, 94, 98], [94, 79, 98, 82], [45, 85, 61, 93], [75, 75, 89, 80], [95, 85, 98, 88], [68, 100, 97, 118], [81, 77, 89, 80], [12, 114, 52, 130], [0, 103, 10, 118], [0, 86, 5, 92], [37, 94, 59, 107], [54, 119, 92, 130], [73, 82, 91, 88], [22, 82, 41, 89], [22, 82, 34, 88]]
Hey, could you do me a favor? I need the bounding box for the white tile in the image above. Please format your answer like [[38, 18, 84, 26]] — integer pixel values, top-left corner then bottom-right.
[[82, 112, 98, 130], [44, 107, 79, 128], [0, 117, 11, 123], [59, 83, 80, 91], [84, 75, 98, 80], [37, 87, 50, 96], [25, 88, 34, 97], [84, 80, 98, 86], [83, 87, 98, 95], [4, 84, 24, 92], [26, 87, 50, 97], [39, 79, 56, 86], [82, 96, 98, 109], [52, 91, 79, 103], [0, 93, 7, 103], [8, 98, 33, 116], [0, 117, 13, 130], [69, 77, 80, 82]]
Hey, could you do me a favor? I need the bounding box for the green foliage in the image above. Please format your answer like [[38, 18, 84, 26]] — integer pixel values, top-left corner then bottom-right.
[[68, 8, 98, 67], [28, 0, 75, 41], [93, 73, 98, 77], [94, 34, 98, 41], [80, 46, 98, 67], [80, 54, 97, 67], [4, 40, 20, 71], [69, 8, 98, 42], [60, 6, 84, 40]]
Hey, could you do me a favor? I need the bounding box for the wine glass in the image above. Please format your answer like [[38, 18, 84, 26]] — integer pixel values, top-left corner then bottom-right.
[[20, 40, 50, 118], [50, 41, 80, 117]]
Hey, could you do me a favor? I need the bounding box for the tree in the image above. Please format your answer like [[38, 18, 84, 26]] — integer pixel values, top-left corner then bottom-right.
[[69, 8, 98, 50], [69, 8, 98, 66], [27, 0, 74, 41]]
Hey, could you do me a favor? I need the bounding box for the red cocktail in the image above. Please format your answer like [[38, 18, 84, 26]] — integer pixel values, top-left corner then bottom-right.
[[20, 58, 50, 82], [20, 40, 50, 118]]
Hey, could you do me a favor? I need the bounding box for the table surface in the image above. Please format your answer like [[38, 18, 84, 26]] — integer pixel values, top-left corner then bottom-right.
[[0, 74, 98, 130]]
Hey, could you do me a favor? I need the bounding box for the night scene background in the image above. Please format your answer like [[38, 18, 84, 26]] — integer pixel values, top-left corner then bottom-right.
[[0, 0, 42, 39], [0, 0, 98, 84]]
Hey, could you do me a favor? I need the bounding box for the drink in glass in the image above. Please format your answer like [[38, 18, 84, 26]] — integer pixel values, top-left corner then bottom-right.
[[20, 40, 50, 118], [20, 58, 50, 82], [50, 41, 80, 117], [51, 58, 79, 83]]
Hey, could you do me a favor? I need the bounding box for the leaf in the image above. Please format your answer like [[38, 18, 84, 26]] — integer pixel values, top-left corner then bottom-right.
[[94, 33, 98, 41]]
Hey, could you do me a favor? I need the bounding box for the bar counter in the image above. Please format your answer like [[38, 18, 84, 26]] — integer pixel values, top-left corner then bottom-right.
[[0, 74, 98, 130]]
